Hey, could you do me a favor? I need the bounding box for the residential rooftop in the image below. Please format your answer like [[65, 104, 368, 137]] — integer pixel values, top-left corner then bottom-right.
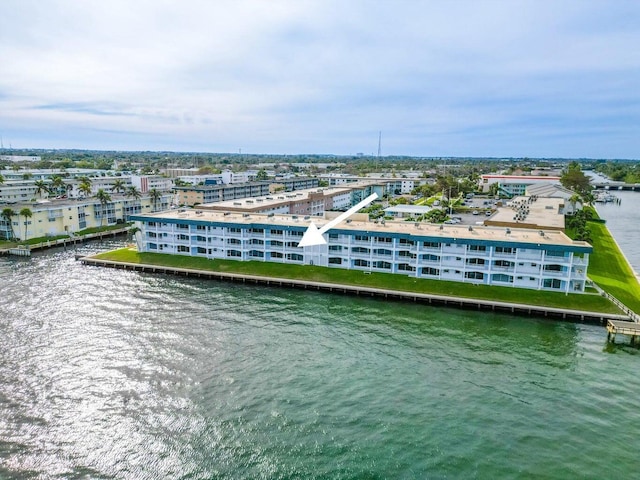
[[135, 208, 591, 250]]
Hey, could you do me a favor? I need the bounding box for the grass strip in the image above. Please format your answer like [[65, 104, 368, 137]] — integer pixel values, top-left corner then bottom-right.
[[585, 221, 640, 314], [93, 248, 621, 314]]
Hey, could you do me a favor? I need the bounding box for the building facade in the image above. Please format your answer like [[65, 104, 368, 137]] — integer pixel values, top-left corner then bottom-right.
[[132, 210, 591, 294], [174, 177, 319, 206], [480, 175, 562, 197], [1, 193, 173, 241]]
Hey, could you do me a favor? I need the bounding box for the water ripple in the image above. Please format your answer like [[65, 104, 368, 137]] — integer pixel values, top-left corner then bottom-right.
[[2, 242, 640, 478]]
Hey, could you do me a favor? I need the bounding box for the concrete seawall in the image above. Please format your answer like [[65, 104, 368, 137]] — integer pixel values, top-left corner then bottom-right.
[[78, 256, 629, 325]]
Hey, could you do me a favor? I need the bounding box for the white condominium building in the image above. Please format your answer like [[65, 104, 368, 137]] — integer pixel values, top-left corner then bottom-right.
[[132, 210, 592, 294]]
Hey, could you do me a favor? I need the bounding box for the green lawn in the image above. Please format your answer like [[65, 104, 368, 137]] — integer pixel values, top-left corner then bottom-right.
[[93, 248, 621, 314], [585, 222, 640, 314], [76, 224, 131, 236]]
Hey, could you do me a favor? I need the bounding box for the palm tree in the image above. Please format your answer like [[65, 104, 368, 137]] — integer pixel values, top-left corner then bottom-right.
[[126, 185, 142, 200], [50, 175, 65, 196], [78, 180, 92, 198], [19, 207, 32, 241], [1, 207, 16, 240], [0, 173, 4, 185], [149, 188, 162, 212], [111, 178, 126, 194], [95, 189, 112, 227], [568, 193, 581, 215], [34, 180, 49, 199]]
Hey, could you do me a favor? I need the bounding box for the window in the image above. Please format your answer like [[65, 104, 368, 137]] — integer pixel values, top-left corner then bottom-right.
[[544, 264, 563, 272], [492, 274, 513, 283], [354, 259, 370, 267], [374, 248, 392, 256], [251, 239, 264, 245], [196, 247, 207, 254], [493, 260, 514, 268], [543, 278, 562, 289], [228, 227, 242, 233], [422, 254, 440, 261], [328, 257, 342, 265], [270, 229, 283, 235], [375, 236, 392, 243], [421, 267, 440, 276], [468, 245, 487, 252], [270, 251, 283, 258], [286, 253, 304, 262], [352, 247, 370, 254], [227, 250, 242, 257], [355, 235, 370, 242], [545, 250, 565, 258], [495, 246, 515, 254], [270, 240, 283, 247], [399, 238, 415, 246], [465, 271, 484, 280], [424, 241, 441, 249], [286, 241, 300, 248], [397, 263, 415, 272], [249, 250, 264, 258], [177, 234, 189, 241], [227, 238, 242, 245], [373, 261, 391, 270], [176, 223, 189, 230], [466, 258, 486, 265], [196, 225, 206, 230], [329, 245, 342, 252], [177, 245, 189, 252], [251, 228, 264, 234]]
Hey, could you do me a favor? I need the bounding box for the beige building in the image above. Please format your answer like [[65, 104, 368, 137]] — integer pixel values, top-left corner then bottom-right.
[[1, 193, 173, 241]]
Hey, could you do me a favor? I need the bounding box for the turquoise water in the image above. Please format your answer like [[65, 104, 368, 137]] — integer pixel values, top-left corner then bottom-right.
[[1, 243, 640, 479]]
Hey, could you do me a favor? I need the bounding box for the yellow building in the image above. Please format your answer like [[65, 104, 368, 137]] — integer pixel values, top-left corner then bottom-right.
[[1, 193, 173, 241]]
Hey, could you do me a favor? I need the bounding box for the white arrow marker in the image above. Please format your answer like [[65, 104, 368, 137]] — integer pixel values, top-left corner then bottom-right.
[[298, 192, 379, 247]]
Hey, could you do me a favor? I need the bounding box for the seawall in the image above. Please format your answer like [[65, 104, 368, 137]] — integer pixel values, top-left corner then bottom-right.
[[78, 256, 629, 325]]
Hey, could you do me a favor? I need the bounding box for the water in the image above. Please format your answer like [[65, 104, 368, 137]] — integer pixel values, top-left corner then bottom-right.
[[2, 233, 640, 478], [592, 190, 640, 275]]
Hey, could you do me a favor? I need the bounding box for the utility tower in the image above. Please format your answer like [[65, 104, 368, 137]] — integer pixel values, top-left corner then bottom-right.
[[377, 131, 382, 157]]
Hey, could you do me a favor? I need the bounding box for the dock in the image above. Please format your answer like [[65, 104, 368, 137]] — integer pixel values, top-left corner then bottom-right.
[[606, 319, 640, 345]]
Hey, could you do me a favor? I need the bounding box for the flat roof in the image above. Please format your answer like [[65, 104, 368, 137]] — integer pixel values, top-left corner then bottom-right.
[[200, 186, 354, 211], [384, 205, 432, 214], [134, 209, 591, 251], [486, 196, 566, 230]]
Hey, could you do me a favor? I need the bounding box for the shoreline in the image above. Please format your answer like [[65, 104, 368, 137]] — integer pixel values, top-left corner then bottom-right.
[[78, 255, 629, 325]]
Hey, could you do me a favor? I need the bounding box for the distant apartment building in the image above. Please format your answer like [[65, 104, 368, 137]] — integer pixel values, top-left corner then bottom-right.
[[0, 180, 40, 203], [130, 175, 173, 193], [480, 175, 561, 197], [0, 155, 41, 163], [67, 176, 133, 198], [199, 187, 354, 216], [174, 177, 319, 207], [319, 174, 428, 195], [0, 194, 173, 241]]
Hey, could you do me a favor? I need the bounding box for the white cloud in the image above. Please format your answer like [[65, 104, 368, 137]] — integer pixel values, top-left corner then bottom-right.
[[0, 0, 639, 157]]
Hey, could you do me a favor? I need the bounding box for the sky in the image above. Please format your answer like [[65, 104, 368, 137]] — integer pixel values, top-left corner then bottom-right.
[[1, 0, 639, 159]]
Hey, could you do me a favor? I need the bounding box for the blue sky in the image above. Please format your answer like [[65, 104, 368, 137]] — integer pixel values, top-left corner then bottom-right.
[[1, 0, 639, 158]]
